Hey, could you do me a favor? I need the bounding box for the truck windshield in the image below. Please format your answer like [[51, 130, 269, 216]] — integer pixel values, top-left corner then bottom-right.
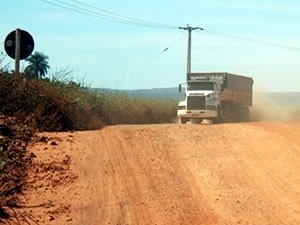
[[187, 82, 214, 91]]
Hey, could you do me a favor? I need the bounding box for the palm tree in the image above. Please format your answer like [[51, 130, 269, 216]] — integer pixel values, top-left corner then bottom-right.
[[24, 51, 50, 79]]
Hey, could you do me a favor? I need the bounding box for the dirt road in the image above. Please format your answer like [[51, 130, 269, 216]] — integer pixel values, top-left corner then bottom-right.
[[25, 122, 300, 225]]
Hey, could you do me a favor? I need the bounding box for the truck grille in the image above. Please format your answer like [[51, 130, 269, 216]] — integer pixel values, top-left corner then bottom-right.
[[187, 96, 206, 110]]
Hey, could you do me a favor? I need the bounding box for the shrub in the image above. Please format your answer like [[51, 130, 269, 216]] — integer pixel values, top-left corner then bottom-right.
[[0, 73, 178, 131]]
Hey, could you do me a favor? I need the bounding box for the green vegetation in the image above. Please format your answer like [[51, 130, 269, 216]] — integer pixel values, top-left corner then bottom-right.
[[0, 71, 178, 131], [24, 51, 50, 79], [98, 90, 177, 125]]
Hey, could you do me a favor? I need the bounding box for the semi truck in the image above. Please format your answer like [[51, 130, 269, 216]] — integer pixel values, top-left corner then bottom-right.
[[177, 72, 253, 124]]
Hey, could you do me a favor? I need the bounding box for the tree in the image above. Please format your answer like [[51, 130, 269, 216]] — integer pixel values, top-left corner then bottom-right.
[[24, 51, 50, 79]]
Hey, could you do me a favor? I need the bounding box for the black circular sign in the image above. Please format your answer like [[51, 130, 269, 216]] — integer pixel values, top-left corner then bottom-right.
[[4, 29, 34, 60]]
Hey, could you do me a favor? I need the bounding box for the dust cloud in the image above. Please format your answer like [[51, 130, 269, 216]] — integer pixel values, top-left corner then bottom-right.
[[250, 92, 300, 122]]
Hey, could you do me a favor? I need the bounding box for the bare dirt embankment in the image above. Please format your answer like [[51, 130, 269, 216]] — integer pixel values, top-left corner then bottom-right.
[[15, 121, 300, 225]]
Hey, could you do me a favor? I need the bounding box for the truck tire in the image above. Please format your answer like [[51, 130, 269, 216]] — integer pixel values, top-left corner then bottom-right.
[[180, 117, 188, 124], [190, 118, 202, 124], [233, 106, 249, 122], [212, 112, 222, 124], [220, 103, 233, 123], [241, 107, 250, 122]]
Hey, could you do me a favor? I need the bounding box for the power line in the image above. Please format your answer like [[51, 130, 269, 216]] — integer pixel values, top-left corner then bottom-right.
[[199, 28, 300, 51], [118, 34, 187, 80], [40, 0, 126, 24], [69, 0, 176, 29], [162, 33, 187, 52], [38, 0, 300, 50], [45, 0, 149, 26], [39, 0, 176, 29]]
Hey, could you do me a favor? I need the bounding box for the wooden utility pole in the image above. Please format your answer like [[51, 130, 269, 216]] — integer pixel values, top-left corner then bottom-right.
[[179, 25, 203, 79], [14, 28, 21, 75]]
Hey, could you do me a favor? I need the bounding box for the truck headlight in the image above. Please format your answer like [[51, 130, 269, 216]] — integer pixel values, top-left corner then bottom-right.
[[178, 105, 186, 110]]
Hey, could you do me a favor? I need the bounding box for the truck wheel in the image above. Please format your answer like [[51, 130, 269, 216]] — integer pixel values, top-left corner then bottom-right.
[[190, 118, 202, 124], [212, 117, 220, 124], [180, 117, 188, 124], [213, 106, 222, 124], [241, 107, 250, 122]]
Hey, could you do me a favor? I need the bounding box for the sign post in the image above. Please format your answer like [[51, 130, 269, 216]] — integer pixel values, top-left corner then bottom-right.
[[4, 28, 34, 74], [14, 28, 21, 75]]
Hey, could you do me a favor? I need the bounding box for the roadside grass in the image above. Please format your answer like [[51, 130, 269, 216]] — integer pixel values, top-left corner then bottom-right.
[[0, 72, 178, 131], [98, 90, 177, 125]]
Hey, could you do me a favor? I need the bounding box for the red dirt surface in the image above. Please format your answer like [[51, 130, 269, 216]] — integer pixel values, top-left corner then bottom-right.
[[14, 122, 300, 224]]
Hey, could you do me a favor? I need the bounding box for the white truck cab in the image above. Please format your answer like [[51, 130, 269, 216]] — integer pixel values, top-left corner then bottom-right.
[[177, 78, 219, 124], [177, 72, 253, 124]]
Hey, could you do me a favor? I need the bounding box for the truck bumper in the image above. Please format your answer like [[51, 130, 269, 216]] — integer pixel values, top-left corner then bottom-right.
[[177, 110, 218, 119]]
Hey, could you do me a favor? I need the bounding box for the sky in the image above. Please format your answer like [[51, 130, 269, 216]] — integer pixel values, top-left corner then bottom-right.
[[1, 0, 300, 92]]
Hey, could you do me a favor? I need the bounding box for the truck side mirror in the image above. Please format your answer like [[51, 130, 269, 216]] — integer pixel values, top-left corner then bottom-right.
[[179, 84, 182, 92]]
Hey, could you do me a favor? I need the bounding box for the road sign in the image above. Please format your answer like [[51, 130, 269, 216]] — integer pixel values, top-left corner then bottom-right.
[[4, 29, 34, 60]]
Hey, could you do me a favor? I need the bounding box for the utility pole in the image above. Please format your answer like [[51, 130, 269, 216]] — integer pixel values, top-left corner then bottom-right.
[[179, 25, 203, 78]]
